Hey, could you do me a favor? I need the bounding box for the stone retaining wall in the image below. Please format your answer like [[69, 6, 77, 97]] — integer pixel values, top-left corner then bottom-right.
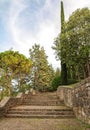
[[57, 77, 90, 124], [0, 90, 35, 117], [0, 92, 26, 117]]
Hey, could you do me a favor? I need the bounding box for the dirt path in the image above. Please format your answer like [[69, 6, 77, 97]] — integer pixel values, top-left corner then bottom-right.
[[0, 118, 90, 130]]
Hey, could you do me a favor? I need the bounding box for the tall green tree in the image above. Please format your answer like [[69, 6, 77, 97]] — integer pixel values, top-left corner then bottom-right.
[[65, 8, 90, 79], [61, 8, 90, 79], [52, 1, 67, 84], [29, 44, 54, 91], [60, 1, 67, 84], [53, 5, 90, 82]]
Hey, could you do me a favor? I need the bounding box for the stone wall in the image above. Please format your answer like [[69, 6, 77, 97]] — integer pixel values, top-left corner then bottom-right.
[[0, 92, 25, 117], [0, 89, 35, 117], [57, 77, 90, 124]]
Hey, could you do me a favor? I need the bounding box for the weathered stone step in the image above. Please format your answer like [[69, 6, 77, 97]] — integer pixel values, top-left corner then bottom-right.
[[27, 96, 58, 101], [23, 99, 59, 102], [7, 110, 74, 115], [22, 103, 61, 106], [24, 98, 59, 101], [8, 105, 70, 110], [26, 93, 58, 99], [22, 100, 62, 106], [5, 114, 75, 118], [7, 106, 73, 111], [22, 92, 59, 105], [5, 105, 75, 118]]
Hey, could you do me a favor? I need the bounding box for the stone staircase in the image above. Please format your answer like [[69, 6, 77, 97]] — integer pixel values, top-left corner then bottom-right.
[[22, 92, 62, 106], [5, 92, 75, 118]]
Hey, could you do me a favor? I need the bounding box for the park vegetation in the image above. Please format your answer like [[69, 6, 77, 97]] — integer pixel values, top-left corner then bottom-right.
[[53, 1, 90, 84], [0, 46, 58, 100], [0, 1, 90, 100], [29, 44, 55, 92], [0, 50, 32, 99]]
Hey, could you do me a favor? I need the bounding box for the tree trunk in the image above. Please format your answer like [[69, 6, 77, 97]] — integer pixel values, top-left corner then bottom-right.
[[61, 62, 67, 84]]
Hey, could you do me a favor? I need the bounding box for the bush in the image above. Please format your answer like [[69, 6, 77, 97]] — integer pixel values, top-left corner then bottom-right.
[[50, 76, 62, 91]]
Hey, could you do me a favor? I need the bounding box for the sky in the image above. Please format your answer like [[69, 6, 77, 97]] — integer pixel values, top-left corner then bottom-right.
[[0, 0, 90, 69]]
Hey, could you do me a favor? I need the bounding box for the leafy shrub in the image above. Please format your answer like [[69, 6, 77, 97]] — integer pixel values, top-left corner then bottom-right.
[[50, 76, 62, 91]]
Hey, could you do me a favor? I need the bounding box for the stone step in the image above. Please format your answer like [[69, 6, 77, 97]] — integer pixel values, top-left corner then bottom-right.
[[7, 106, 73, 111], [5, 114, 75, 118], [5, 105, 75, 118], [22, 92, 59, 105], [8, 105, 70, 110], [4, 92, 76, 119], [22, 103, 61, 106], [27, 96, 58, 101], [7, 110, 74, 115], [22, 100, 62, 106], [23, 99, 59, 102], [25, 93, 58, 99]]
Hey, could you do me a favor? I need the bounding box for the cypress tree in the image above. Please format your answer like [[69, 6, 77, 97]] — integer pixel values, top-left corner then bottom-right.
[[60, 1, 67, 84]]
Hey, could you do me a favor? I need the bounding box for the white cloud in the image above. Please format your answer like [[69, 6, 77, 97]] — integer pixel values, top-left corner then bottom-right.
[[7, 0, 26, 47], [5, 0, 60, 68], [36, 22, 59, 66], [4, 0, 90, 69]]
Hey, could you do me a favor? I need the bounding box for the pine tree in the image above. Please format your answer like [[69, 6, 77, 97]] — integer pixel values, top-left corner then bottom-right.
[[0, 50, 32, 97]]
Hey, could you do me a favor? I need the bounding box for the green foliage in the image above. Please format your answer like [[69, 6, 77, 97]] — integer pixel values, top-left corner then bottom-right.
[[52, 1, 67, 85], [60, 1, 67, 84], [51, 76, 62, 91], [61, 8, 90, 79], [53, 7, 90, 81], [61, 1, 65, 32], [18, 84, 31, 93], [29, 44, 55, 92], [0, 50, 32, 99], [52, 35, 61, 60], [55, 67, 61, 77], [67, 79, 78, 85]]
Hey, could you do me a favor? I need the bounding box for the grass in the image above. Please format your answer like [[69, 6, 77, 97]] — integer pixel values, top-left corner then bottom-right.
[[77, 119, 90, 129], [62, 82, 79, 88], [66, 83, 77, 88], [53, 119, 90, 130]]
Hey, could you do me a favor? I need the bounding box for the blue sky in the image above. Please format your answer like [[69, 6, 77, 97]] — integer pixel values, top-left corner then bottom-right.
[[0, 0, 90, 68]]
